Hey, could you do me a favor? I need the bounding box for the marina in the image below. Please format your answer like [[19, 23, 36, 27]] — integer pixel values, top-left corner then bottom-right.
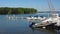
[[0, 0, 60, 34]]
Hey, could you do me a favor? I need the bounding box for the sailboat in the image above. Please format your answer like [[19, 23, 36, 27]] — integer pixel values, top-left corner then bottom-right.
[[29, 0, 60, 30]]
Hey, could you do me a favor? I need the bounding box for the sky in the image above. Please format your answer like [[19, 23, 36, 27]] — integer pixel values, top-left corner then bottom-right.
[[0, 0, 60, 11]]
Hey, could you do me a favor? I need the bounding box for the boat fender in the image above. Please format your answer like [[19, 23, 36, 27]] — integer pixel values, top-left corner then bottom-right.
[[42, 27, 46, 29]]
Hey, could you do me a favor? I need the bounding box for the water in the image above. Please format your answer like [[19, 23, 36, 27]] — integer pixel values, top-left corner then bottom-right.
[[0, 13, 60, 34]]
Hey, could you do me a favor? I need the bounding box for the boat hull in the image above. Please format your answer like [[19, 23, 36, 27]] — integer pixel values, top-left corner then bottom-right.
[[29, 23, 60, 30]]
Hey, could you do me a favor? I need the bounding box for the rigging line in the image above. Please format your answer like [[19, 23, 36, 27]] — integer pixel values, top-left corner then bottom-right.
[[47, 0, 55, 12], [47, 0, 56, 17]]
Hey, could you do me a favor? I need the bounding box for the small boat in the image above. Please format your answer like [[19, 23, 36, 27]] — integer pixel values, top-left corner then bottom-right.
[[26, 16, 46, 20]]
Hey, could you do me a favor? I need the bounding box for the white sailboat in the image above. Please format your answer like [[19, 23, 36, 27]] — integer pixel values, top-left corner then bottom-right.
[[29, 0, 60, 30]]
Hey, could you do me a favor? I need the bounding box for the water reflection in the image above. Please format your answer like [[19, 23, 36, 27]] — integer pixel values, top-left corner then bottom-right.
[[57, 30, 60, 34], [30, 27, 57, 34]]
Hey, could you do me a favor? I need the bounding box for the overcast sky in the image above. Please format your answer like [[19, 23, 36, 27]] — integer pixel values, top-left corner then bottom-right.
[[0, 0, 60, 11]]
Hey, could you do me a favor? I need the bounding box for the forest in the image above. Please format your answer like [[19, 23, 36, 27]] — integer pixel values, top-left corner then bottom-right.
[[0, 7, 37, 14]]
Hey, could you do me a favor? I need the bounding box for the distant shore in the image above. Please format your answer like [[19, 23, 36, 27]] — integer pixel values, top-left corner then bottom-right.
[[0, 7, 37, 14], [38, 11, 60, 13]]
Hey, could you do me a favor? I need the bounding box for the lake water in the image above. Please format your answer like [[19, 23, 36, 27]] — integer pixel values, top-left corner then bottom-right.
[[0, 13, 60, 34]]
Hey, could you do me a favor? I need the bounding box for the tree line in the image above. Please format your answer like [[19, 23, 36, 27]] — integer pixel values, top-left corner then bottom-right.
[[0, 7, 37, 14]]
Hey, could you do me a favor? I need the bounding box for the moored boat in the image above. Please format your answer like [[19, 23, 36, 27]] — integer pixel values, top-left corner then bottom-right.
[[29, 13, 60, 30], [26, 16, 46, 20]]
